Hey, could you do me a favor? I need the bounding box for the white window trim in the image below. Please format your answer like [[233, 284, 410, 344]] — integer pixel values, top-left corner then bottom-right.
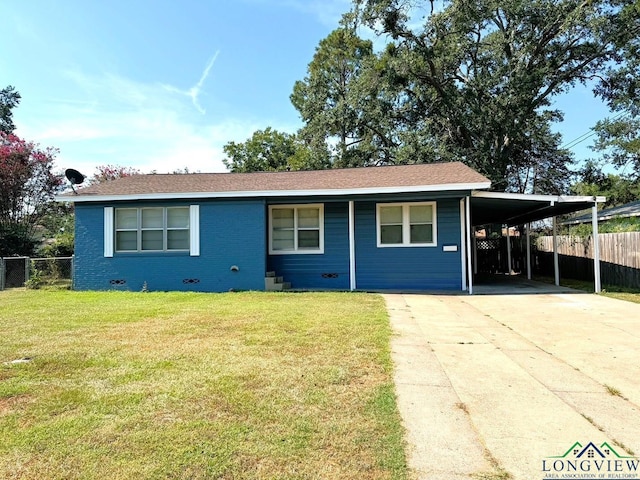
[[376, 201, 437, 248], [269, 204, 324, 255], [104, 205, 200, 258], [189, 205, 200, 256], [117, 207, 190, 253], [104, 207, 114, 257]]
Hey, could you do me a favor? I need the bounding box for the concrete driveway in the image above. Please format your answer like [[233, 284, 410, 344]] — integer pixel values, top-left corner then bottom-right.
[[384, 293, 640, 480]]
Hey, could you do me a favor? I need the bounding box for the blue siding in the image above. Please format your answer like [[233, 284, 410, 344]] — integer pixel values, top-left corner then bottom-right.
[[355, 198, 463, 291], [74, 194, 465, 293], [74, 200, 266, 292], [267, 197, 464, 291], [267, 202, 350, 289]]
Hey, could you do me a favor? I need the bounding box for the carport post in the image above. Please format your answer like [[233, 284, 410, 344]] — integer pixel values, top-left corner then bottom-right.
[[460, 198, 467, 291], [592, 204, 602, 293], [349, 200, 356, 291], [473, 234, 478, 275], [526, 223, 532, 280], [466, 196, 473, 294], [553, 216, 560, 286], [506, 225, 512, 275]]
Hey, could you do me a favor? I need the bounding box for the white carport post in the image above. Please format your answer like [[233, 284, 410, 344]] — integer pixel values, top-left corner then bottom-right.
[[473, 234, 478, 275], [505, 225, 512, 275], [526, 223, 532, 280], [466, 196, 473, 295], [460, 199, 467, 291], [592, 204, 602, 293], [552, 216, 560, 286], [349, 200, 356, 291]]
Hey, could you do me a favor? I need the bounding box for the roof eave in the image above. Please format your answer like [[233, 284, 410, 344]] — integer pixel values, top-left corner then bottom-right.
[[55, 181, 492, 203], [472, 191, 606, 204]]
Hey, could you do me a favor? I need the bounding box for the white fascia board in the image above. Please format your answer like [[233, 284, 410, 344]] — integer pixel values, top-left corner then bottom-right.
[[472, 191, 605, 204], [55, 181, 492, 203], [472, 191, 556, 202], [557, 195, 607, 204]]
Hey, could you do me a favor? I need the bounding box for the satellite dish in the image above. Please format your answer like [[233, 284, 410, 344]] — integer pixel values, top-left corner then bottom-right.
[[65, 168, 85, 185], [65, 168, 85, 194]]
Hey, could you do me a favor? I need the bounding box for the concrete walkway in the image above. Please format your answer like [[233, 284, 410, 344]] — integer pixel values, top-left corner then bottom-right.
[[385, 293, 640, 480]]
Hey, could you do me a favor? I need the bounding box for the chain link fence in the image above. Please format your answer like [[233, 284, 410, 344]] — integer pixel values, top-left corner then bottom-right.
[[0, 257, 73, 290]]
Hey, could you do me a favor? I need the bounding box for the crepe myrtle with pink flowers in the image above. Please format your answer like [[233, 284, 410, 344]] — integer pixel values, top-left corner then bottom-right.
[[0, 132, 62, 256]]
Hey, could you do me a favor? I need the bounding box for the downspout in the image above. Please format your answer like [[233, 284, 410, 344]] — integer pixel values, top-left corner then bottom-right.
[[592, 204, 601, 293], [349, 200, 356, 291]]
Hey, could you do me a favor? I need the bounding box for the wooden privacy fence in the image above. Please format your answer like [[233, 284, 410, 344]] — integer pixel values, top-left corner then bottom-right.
[[536, 232, 640, 289]]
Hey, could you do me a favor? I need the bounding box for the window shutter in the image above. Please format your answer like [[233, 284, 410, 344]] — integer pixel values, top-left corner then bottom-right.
[[104, 207, 114, 257], [189, 205, 200, 256]]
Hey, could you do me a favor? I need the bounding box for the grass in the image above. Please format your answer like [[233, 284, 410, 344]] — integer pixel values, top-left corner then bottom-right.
[[532, 276, 640, 304], [0, 290, 408, 480], [604, 384, 626, 399]]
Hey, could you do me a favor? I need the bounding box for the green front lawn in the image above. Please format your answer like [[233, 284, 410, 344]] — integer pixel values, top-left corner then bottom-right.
[[0, 290, 408, 480]]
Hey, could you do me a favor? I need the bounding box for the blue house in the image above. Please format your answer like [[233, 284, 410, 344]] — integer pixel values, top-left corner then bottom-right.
[[58, 162, 493, 292]]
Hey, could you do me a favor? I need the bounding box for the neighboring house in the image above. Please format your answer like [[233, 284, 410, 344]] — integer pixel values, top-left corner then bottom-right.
[[563, 199, 640, 225], [58, 162, 490, 292]]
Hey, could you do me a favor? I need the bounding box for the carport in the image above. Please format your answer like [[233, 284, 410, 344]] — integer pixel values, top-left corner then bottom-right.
[[463, 192, 606, 294]]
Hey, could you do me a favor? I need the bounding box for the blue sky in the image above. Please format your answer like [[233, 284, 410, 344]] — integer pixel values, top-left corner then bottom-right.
[[2, 0, 611, 177]]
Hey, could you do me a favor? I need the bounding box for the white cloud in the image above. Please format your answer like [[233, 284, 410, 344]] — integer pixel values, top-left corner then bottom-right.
[[14, 69, 275, 176]]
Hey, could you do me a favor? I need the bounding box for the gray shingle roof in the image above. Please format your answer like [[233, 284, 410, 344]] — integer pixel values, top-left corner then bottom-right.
[[60, 162, 491, 201], [564, 199, 640, 224]]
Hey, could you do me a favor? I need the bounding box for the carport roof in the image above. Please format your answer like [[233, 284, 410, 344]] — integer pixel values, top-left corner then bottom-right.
[[470, 191, 606, 226]]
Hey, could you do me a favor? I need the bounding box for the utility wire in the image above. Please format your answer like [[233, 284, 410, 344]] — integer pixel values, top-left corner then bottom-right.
[[562, 129, 598, 151], [560, 111, 628, 151]]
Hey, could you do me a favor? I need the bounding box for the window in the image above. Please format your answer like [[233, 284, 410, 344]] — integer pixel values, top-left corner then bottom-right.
[[269, 204, 324, 254], [377, 202, 437, 247], [114, 207, 190, 252]]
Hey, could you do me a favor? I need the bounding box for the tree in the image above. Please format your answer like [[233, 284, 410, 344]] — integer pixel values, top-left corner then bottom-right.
[[0, 133, 62, 256], [590, 0, 640, 178], [571, 160, 640, 207], [591, 116, 640, 178], [170, 167, 198, 174], [292, 26, 395, 167], [39, 202, 75, 257], [0, 85, 21, 134], [88, 164, 141, 184], [294, 0, 633, 192], [222, 128, 330, 173]]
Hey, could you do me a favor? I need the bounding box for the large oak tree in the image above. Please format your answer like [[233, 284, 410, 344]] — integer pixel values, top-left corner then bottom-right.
[[354, 0, 635, 192]]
